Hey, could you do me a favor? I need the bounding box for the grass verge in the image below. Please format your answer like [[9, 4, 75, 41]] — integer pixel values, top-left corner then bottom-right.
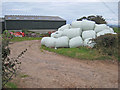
[[113, 27, 119, 33], [41, 45, 114, 60], [10, 37, 42, 42], [5, 82, 17, 88]]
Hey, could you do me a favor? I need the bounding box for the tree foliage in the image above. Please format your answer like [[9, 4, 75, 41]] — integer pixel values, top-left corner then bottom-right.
[[92, 34, 118, 56]]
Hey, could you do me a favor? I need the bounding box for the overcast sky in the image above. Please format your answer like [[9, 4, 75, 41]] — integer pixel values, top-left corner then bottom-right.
[[1, 1, 119, 25], [1, 0, 119, 2]]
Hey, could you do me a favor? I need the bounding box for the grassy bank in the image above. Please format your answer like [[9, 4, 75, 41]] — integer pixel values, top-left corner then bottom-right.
[[10, 37, 42, 42], [4, 73, 29, 88], [41, 45, 115, 60], [5, 82, 17, 88], [113, 27, 119, 33]]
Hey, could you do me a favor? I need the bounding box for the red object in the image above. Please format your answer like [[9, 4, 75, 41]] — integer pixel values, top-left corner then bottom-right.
[[10, 32, 25, 37], [10, 32, 13, 35], [48, 32, 51, 34], [22, 32, 25, 37], [48, 31, 52, 36]]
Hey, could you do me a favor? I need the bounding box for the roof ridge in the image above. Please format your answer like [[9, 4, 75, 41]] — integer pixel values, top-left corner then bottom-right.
[[4, 15, 66, 21], [5, 15, 59, 17]]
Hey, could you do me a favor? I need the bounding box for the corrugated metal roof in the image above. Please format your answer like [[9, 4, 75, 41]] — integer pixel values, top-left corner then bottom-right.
[[5, 15, 66, 21]]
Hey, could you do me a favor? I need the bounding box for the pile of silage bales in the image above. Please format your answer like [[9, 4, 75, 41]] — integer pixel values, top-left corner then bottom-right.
[[41, 20, 117, 48]]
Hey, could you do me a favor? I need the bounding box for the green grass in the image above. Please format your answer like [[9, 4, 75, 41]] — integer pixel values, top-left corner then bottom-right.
[[10, 37, 42, 42], [113, 27, 119, 33], [4, 74, 29, 88], [5, 82, 17, 88], [41, 45, 114, 60]]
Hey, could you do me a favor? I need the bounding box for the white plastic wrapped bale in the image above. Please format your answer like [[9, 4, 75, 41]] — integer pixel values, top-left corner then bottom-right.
[[51, 31, 63, 38], [108, 27, 115, 33], [62, 29, 68, 36], [108, 28, 117, 34], [41, 37, 50, 45], [69, 36, 83, 48], [58, 24, 71, 31], [62, 28, 82, 39], [44, 37, 56, 48], [81, 20, 95, 31], [55, 36, 69, 48], [84, 38, 96, 48], [97, 29, 114, 37], [71, 21, 82, 28], [82, 30, 96, 40], [112, 32, 117, 35], [94, 24, 108, 33]]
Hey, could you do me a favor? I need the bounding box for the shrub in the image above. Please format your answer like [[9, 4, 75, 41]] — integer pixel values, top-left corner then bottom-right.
[[94, 34, 118, 47], [11, 30, 15, 33], [2, 30, 14, 40], [93, 34, 118, 57], [2, 30, 27, 88]]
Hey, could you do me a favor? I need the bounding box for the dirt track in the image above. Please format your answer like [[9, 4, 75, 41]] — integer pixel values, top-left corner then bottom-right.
[[9, 40, 118, 88]]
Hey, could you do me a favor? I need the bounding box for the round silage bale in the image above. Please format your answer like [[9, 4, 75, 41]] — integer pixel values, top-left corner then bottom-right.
[[82, 30, 96, 40], [81, 20, 95, 31], [44, 37, 56, 48], [69, 36, 83, 48], [94, 24, 108, 33], [55, 36, 69, 48], [71, 21, 82, 28], [41, 37, 50, 45], [84, 38, 96, 48], [58, 24, 71, 31], [62, 29, 68, 36], [106, 28, 117, 34], [96, 29, 114, 37], [107, 27, 115, 33], [62, 28, 82, 39], [51, 31, 63, 38]]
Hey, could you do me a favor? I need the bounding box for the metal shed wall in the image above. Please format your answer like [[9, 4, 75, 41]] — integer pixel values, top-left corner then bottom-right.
[[0, 22, 2, 33], [0, 22, 5, 33], [5, 20, 66, 30], [0, 18, 5, 33], [2, 22, 5, 32]]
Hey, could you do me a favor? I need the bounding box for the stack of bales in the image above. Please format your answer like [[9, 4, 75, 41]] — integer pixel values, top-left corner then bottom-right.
[[41, 20, 117, 48]]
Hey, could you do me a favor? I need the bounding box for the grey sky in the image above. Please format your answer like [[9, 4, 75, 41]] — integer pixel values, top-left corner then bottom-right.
[[2, 0, 119, 2], [2, 2, 118, 25]]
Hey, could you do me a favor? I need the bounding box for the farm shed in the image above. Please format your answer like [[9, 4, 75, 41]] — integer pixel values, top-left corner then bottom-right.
[[4, 15, 66, 30], [0, 18, 5, 33]]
